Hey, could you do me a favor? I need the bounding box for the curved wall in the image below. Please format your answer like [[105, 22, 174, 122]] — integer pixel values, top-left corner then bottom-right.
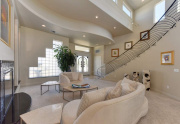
[[18, 0, 114, 42]]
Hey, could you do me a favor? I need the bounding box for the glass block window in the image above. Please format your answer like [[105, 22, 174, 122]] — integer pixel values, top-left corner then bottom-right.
[[29, 40, 62, 78], [5, 73, 10, 80]]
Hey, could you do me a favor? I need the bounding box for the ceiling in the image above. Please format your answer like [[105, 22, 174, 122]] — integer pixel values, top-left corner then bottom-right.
[[15, 0, 135, 47], [38, 0, 131, 37], [15, 0, 114, 47], [125, 0, 152, 10]]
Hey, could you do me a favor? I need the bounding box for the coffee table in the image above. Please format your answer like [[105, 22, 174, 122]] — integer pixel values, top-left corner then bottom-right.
[[41, 81, 60, 95], [63, 85, 98, 102], [20, 103, 63, 124]]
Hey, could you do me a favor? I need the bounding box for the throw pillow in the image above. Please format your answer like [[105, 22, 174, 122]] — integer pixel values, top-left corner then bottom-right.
[[117, 80, 122, 84], [121, 83, 136, 96], [106, 81, 122, 100], [122, 78, 138, 89], [77, 88, 108, 117]]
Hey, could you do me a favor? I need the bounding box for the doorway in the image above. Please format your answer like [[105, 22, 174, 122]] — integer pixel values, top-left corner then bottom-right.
[[76, 52, 91, 75]]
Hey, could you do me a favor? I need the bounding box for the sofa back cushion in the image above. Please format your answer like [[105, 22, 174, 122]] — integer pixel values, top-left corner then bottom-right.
[[77, 88, 108, 117], [63, 72, 73, 81], [72, 72, 79, 81], [63, 72, 80, 81], [106, 81, 122, 100]]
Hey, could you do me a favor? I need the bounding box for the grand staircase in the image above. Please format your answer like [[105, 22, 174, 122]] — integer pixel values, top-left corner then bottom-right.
[[97, 0, 180, 78]]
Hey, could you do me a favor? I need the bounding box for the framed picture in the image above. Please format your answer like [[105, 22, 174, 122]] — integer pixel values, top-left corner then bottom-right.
[[124, 41, 133, 50], [161, 51, 174, 65], [140, 30, 150, 41], [0, 0, 11, 47], [111, 48, 119, 57]]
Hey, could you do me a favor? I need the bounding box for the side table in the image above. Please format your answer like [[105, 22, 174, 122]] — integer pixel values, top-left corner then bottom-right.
[[20, 103, 63, 124], [41, 81, 60, 95]]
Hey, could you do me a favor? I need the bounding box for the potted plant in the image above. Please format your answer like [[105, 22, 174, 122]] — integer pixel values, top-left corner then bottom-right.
[[54, 46, 76, 72]]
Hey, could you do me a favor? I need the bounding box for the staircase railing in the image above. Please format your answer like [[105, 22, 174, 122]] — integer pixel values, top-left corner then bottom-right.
[[97, 0, 180, 77]]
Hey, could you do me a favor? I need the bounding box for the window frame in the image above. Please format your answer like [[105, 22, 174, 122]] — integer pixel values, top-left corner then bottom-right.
[[122, 2, 132, 18], [154, 0, 165, 23]]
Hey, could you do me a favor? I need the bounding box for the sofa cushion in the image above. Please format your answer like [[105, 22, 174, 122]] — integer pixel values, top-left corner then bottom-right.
[[121, 83, 136, 96], [72, 72, 79, 81], [63, 72, 73, 81], [62, 100, 81, 124], [106, 81, 122, 100], [122, 78, 138, 89], [77, 88, 108, 117]]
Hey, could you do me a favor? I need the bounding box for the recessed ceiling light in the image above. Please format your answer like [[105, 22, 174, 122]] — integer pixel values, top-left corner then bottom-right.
[[142, 0, 144, 2], [95, 16, 99, 19], [42, 25, 46, 27], [83, 35, 86, 37], [114, 27, 117, 29]]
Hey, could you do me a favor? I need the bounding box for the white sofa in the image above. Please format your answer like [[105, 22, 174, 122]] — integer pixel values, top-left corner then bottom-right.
[[62, 82, 148, 124], [59, 72, 83, 90]]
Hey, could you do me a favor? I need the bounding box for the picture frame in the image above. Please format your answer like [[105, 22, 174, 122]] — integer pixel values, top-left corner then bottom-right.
[[0, 0, 11, 47], [124, 41, 133, 50], [140, 30, 150, 41], [161, 51, 174, 65], [111, 48, 119, 57]]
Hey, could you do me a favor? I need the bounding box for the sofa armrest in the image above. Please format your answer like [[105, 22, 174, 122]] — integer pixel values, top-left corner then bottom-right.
[[78, 73, 83, 81], [59, 74, 71, 84]]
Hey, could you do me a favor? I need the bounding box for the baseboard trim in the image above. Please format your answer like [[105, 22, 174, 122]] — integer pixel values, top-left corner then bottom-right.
[[151, 88, 180, 101]]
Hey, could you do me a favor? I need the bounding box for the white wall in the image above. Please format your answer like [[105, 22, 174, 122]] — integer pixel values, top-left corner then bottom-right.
[[14, 19, 20, 85], [104, 0, 180, 100], [94, 46, 104, 75], [0, 4, 15, 61], [19, 27, 69, 86]]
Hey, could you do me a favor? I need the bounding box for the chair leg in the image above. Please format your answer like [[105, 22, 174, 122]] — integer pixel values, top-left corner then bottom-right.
[[55, 84, 60, 93], [59, 85, 60, 93]]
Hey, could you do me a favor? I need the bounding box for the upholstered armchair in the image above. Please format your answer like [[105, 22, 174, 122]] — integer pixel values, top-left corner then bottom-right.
[[59, 72, 83, 90]]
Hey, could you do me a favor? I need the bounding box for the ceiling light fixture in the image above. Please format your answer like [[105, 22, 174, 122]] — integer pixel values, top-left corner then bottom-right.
[[42, 25, 46, 27], [83, 35, 86, 37], [95, 16, 99, 19], [142, 0, 144, 2], [114, 27, 117, 29]]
